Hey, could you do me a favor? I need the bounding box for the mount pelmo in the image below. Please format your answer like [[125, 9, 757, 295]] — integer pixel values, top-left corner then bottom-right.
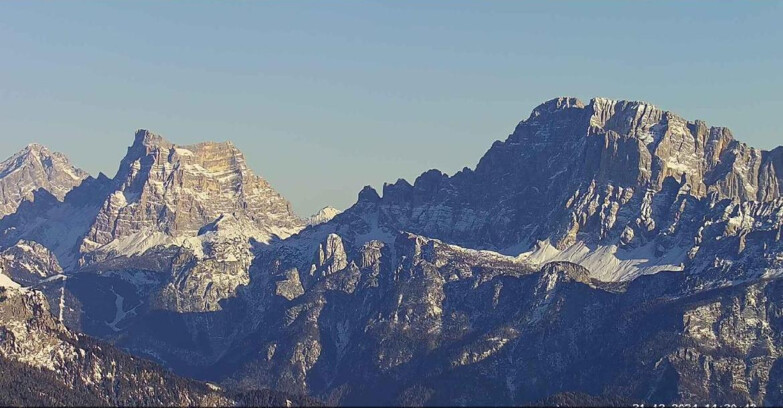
[[0, 97, 781, 406]]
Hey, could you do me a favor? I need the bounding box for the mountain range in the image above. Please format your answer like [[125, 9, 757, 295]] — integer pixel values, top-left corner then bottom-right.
[[0, 97, 781, 406]]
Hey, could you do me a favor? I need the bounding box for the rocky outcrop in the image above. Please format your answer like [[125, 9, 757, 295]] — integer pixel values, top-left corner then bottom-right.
[[197, 230, 783, 406], [82, 130, 304, 253], [156, 214, 256, 312], [538, 261, 592, 288], [172, 97, 781, 405], [0, 144, 88, 218], [0, 240, 62, 286]]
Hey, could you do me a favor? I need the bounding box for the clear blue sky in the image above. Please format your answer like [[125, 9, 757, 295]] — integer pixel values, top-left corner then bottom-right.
[[1, 1, 781, 215]]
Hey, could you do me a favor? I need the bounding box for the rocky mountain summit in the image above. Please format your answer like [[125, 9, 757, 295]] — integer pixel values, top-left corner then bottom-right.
[[0, 143, 88, 218], [0, 98, 781, 406], [82, 130, 303, 254], [0, 285, 320, 406], [200, 97, 781, 405], [317, 97, 783, 281], [307, 206, 342, 226]]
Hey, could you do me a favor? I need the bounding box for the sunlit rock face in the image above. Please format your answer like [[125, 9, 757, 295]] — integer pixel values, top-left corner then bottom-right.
[[83, 130, 303, 253], [0, 131, 306, 320], [221, 228, 783, 406], [193, 97, 782, 406], [0, 143, 88, 218]]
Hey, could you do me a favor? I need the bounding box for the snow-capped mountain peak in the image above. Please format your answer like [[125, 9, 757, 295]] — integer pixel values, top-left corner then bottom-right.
[[0, 143, 89, 217], [307, 206, 342, 225]]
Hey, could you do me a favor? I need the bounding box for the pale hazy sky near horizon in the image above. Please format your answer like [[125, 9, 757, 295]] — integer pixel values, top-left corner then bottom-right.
[[1, 1, 781, 215]]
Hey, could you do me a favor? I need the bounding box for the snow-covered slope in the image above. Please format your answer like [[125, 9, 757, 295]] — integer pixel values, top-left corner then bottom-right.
[[0, 240, 63, 286], [305, 97, 783, 281], [0, 131, 304, 263], [307, 206, 341, 226]]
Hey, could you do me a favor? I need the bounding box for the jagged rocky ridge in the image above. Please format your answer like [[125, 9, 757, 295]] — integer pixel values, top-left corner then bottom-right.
[[217, 234, 783, 406], [0, 240, 62, 287], [0, 130, 305, 313], [327, 97, 783, 281], [0, 98, 780, 406], [82, 130, 303, 254], [0, 143, 88, 218]]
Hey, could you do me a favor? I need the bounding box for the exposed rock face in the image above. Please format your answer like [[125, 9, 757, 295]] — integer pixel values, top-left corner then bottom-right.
[[311, 97, 783, 281], [82, 130, 304, 253], [194, 230, 782, 406], [671, 283, 782, 404], [160, 97, 780, 405], [0, 240, 62, 286], [312, 233, 349, 278], [0, 131, 305, 316], [0, 143, 88, 218], [537, 261, 592, 288]]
